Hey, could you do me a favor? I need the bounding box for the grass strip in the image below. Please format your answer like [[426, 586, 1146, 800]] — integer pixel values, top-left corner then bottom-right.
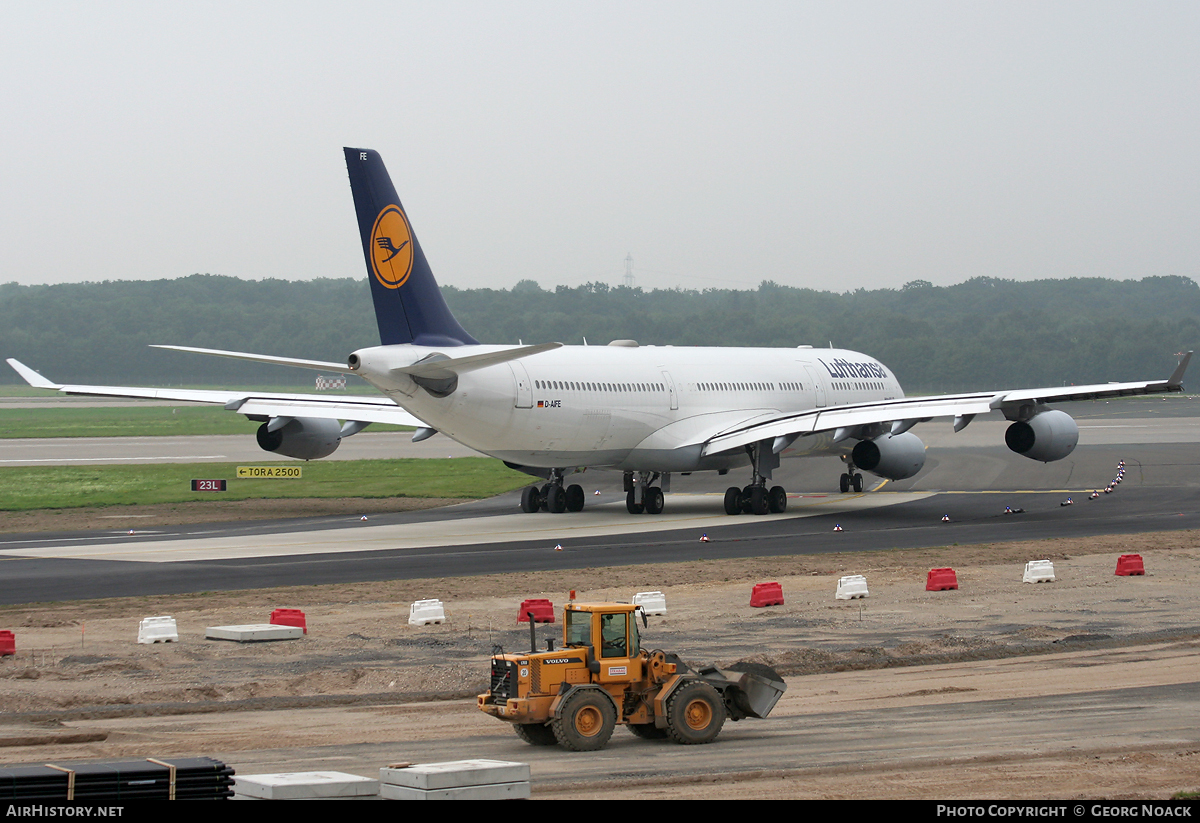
[[0, 458, 531, 510]]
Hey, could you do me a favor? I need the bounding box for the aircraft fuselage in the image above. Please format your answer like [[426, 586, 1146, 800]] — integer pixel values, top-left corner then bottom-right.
[[351, 342, 902, 472]]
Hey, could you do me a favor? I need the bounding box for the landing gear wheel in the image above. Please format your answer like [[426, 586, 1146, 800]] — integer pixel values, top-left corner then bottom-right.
[[627, 722, 668, 740], [768, 486, 787, 513], [741, 485, 755, 514], [565, 484, 585, 512], [513, 722, 557, 746], [539, 484, 552, 510], [644, 487, 664, 515], [548, 485, 567, 513], [723, 487, 742, 515], [852, 473, 864, 493], [625, 490, 645, 515], [552, 690, 616, 751], [750, 486, 768, 515], [664, 681, 726, 745], [839, 473, 850, 493], [520, 486, 541, 513]]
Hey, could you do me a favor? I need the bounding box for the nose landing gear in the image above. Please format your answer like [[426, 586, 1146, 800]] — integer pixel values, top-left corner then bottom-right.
[[625, 471, 668, 515]]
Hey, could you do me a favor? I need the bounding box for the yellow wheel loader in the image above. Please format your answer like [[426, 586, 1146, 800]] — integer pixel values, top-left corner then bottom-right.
[[478, 601, 787, 752]]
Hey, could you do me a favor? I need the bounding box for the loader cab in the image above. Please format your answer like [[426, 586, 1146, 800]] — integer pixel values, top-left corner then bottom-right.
[[563, 603, 644, 678]]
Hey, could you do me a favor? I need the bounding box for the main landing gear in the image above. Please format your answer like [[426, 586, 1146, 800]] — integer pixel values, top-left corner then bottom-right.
[[519, 468, 585, 514], [722, 484, 787, 515], [625, 471, 667, 515], [724, 441, 787, 516], [839, 457, 864, 493]]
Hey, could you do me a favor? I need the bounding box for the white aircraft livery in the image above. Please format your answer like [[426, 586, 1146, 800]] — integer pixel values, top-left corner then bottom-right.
[[7, 148, 1192, 517]]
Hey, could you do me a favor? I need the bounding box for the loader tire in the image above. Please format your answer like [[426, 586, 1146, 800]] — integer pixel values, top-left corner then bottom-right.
[[665, 680, 726, 745], [513, 722, 558, 746], [552, 690, 616, 751], [627, 722, 668, 740]]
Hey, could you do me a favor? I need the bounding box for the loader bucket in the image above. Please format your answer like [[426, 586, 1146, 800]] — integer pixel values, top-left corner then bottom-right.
[[696, 663, 787, 720]]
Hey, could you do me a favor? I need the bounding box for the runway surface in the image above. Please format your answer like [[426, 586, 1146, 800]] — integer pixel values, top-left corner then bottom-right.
[[1, 398, 1197, 604]]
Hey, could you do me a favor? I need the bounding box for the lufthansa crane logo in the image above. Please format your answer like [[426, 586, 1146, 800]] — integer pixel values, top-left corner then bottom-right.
[[369, 205, 415, 289]]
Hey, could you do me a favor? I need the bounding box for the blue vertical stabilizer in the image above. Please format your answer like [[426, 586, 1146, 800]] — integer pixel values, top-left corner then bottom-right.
[[344, 148, 478, 346]]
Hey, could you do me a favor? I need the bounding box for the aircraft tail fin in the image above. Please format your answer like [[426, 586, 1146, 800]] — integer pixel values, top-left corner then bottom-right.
[[344, 148, 478, 347]]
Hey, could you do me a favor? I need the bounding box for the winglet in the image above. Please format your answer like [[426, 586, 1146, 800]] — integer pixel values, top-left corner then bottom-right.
[[1167, 351, 1192, 388], [6, 358, 62, 390]]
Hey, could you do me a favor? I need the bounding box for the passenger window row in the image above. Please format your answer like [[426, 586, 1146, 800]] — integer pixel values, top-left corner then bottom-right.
[[536, 380, 664, 392]]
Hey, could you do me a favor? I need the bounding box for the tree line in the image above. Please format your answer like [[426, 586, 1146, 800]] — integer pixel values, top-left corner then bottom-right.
[[1, 274, 1196, 393]]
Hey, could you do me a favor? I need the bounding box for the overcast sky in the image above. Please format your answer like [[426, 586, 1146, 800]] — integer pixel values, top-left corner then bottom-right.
[[1, 2, 1196, 293]]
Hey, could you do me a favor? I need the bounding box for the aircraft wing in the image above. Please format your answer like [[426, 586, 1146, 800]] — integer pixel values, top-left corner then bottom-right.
[[5, 358, 428, 429], [698, 352, 1192, 457]]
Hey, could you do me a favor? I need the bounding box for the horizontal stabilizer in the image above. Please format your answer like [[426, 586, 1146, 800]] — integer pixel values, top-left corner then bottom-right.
[[150, 345, 352, 373], [392, 343, 562, 379]]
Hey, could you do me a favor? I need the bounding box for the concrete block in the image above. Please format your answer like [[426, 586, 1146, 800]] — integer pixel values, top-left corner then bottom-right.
[[205, 624, 303, 642], [138, 616, 179, 644], [380, 781, 530, 800], [380, 759, 532, 798], [380, 760, 530, 791], [234, 771, 379, 799], [409, 599, 446, 626]]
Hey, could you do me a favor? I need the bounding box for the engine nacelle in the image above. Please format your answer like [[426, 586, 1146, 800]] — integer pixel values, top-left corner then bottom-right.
[[255, 417, 342, 460], [852, 432, 927, 480], [1004, 409, 1078, 463]]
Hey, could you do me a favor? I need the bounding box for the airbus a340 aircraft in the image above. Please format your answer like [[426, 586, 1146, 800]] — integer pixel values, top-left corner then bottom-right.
[[7, 148, 1192, 517]]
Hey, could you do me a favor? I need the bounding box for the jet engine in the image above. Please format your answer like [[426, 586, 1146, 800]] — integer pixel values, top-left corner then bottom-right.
[[255, 417, 342, 460], [1004, 409, 1078, 463], [851, 432, 926, 480]]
